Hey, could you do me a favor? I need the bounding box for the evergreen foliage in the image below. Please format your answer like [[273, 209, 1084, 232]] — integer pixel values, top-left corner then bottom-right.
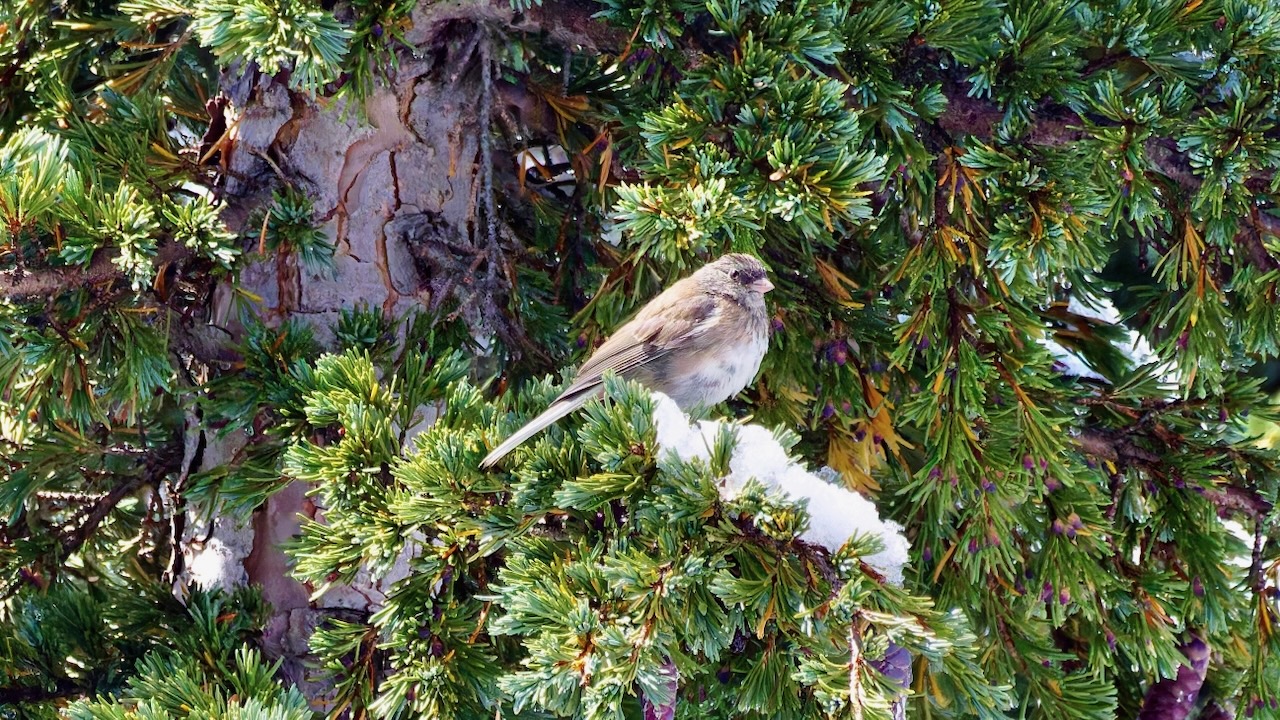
[[0, 0, 1278, 718]]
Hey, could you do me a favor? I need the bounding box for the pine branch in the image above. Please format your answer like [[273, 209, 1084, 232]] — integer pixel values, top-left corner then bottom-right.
[[1200, 484, 1274, 523], [932, 91, 1205, 193], [1073, 427, 1163, 466], [1076, 427, 1273, 521], [0, 678, 86, 704], [1, 243, 193, 301], [931, 85, 1280, 271], [59, 442, 183, 558], [1240, 207, 1280, 272]]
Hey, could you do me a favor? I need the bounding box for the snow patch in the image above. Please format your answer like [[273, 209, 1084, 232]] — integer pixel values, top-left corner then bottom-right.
[[1041, 295, 1163, 380], [1068, 295, 1161, 369], [1041, 337, 1106, 381], [652, 394, 909, 585]]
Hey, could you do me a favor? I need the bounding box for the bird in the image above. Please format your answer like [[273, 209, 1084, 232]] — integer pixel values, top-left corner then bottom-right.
[[480, 253, 774, 468]]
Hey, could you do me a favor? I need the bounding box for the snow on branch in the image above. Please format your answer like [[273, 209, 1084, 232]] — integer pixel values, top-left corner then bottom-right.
[[651, 394, 910, 585]]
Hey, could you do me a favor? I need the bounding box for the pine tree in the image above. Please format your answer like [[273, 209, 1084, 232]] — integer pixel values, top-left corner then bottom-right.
[[1, 0, 1278, 718]]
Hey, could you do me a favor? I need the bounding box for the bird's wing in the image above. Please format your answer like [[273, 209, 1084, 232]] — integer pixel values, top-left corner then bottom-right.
[[558, 286, 720, 401], [480, 279, 721, 469]]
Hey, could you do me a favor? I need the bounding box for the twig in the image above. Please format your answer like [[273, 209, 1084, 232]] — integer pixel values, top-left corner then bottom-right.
[[1249, 518, 1266, 595]]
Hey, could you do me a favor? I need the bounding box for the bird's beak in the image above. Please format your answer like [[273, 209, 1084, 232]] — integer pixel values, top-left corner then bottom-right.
[[752, 277, 774, 293]]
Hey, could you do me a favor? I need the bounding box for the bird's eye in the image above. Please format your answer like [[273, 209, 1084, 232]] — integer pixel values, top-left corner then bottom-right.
[[731, 269, 743, 282]]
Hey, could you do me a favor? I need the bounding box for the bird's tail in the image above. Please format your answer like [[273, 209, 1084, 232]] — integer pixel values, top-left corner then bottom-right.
[[479, 395, 589, 468]]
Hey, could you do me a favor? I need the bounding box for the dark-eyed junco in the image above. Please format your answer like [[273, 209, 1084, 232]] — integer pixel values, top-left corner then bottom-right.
[[480, 253, 773, 468]]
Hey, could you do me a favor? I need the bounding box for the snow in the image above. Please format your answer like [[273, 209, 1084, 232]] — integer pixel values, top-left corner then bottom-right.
[[1065, 296, 1121, 325], [1066, 296, 1160, 368], [651, 394, 910, 585], [1040, 295, 1163, 380], [1041, 338, 1105, 380]]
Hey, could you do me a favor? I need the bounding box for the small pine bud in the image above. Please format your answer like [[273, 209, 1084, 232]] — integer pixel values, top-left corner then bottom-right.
[[829, 343, 848, 366]]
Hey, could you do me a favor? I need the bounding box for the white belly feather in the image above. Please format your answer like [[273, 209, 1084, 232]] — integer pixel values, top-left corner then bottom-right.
[[666, 330, 769, 409]]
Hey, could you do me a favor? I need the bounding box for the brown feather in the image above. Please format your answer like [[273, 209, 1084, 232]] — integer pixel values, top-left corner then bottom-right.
[[480, 254, 771, 468]]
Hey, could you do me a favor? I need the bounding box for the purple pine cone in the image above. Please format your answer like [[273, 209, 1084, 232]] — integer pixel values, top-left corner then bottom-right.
[[871, 642, 913, 690], [1137, 635, 1209, 720], [642, 659, 679, 720]]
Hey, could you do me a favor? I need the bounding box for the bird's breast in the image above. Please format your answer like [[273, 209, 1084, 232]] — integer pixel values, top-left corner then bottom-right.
[[663, 328, 768, 409]]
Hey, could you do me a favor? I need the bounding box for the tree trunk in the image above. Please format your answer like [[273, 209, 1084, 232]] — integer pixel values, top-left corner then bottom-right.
[[178, 3, 621, 700]]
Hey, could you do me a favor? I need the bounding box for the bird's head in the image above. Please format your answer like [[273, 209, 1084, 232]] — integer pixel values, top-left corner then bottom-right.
[[704, 253, 774, 295]]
